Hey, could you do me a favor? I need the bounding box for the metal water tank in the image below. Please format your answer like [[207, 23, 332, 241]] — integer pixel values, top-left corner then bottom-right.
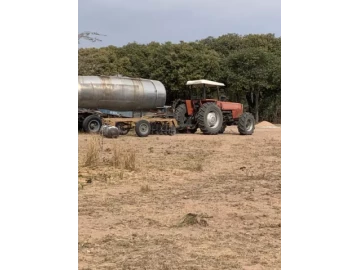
[[78, 76, 167, 111]]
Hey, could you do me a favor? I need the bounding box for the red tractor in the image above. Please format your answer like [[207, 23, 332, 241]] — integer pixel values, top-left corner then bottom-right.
[[172, 79, 255, 135]]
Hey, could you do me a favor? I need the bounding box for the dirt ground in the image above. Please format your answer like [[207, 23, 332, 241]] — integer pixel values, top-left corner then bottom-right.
[[78, 126, 281, 270]]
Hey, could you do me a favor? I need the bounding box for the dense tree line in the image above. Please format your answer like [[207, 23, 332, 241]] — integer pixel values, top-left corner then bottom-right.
[[78, 33, 281, 123]]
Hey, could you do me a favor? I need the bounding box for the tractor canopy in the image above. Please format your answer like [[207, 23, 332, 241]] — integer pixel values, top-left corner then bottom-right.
[[186, 79, 225, 100], [186, 79, 225, 87]]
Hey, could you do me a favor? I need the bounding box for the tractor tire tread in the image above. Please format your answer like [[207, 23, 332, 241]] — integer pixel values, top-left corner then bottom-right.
[[196, 103, 223, 135], [175, 104, 187, 132], [135, 120, 151, 137], [237, 112, 255, 135], [82, 114, 102, 133]]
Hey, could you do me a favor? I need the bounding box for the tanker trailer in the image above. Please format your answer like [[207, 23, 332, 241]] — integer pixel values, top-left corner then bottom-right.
[[78, 75, 167, 133]]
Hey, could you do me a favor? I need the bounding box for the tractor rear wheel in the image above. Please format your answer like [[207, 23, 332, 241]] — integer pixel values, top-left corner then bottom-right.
[[197, 103, 223, 135], [237, 112, 255, 135], [174, 104, 188, 132]]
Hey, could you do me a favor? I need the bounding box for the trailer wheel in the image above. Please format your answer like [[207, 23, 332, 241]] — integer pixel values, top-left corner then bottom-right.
[[135, 120, 151, 137], [237, 112, 255, 135], [116, 123, 130, 135], [82, 115, 102, 133]]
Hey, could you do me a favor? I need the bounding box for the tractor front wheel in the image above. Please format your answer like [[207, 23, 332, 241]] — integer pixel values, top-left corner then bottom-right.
[[197, 103, 223, 135], [237, 112, 255, 135]]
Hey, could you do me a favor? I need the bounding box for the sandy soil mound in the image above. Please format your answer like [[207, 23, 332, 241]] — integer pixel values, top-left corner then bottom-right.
[[256, 121, 279, 128]]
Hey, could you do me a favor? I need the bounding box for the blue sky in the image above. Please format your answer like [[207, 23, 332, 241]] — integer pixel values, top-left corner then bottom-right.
[[78, 0, 281, 48]]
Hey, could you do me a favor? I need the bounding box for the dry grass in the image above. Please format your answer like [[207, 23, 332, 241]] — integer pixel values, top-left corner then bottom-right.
[[78, 128, 281, 270], [110, 143, 136, 171], [81, 139, 137, 172], [193, 163, 203, 172], [177, 213, 208, 227], [119, 170, 124, 180], [111, 144, 122, 167], [140, 185, 151, 193], [186, 161, 203, 172], [82, 136, 101, 167], [124, 151, 136, 171]]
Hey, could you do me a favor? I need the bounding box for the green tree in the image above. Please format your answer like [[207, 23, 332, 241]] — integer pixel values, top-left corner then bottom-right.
[[226, 47, 280, 122], [147, 42, 221, 102], [78, 47, 130, 76], [200, 33, 244, 56], [78, 33, 281, 122]]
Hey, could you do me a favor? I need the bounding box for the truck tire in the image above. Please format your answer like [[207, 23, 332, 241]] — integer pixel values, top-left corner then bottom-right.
[[82, 115, 102, 133], [135, 120, 151, 137], [197, 103, 223, 135], [237, 112, 255, 135]]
